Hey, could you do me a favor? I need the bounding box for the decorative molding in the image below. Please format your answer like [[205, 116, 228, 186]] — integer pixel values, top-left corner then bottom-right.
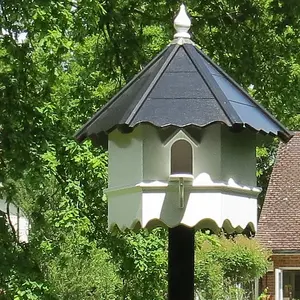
[[109, 218, 256, 234], [105, 179, 261, 197], [173, 4, 191, 39], [163, 129, 199, 147]]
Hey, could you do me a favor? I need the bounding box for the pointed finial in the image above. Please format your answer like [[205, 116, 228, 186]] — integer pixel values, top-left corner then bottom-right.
[[174, 4, 191, 39]]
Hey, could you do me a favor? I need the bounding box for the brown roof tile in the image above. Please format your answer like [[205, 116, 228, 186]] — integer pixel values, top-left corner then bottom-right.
[[257, 132, 300, 251]]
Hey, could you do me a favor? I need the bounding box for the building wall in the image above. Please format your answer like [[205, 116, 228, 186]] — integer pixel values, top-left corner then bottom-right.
[[260, 254, 300, 297]]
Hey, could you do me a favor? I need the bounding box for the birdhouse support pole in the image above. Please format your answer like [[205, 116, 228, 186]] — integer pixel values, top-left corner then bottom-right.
[[168, 225, 195, 300]]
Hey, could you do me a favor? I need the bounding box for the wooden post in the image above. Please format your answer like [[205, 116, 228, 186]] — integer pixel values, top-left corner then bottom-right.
[[168, 225, 195, 300]]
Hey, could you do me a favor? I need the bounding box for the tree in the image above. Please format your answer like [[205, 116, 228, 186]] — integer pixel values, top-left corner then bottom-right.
[[0, 0, 299, 298]]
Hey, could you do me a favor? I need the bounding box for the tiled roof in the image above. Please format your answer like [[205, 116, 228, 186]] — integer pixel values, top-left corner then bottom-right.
[[74, 41, 291, 146], [257, 132, 300, 251]]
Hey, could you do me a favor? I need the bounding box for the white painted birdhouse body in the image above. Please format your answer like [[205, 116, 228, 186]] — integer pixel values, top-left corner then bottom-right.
[[106, 124, 260, 232]]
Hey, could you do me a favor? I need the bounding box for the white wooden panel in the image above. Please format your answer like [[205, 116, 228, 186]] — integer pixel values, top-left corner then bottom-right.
[[142, 125, 169, 181], [107, 183, 258, 232], [193, 124, 222, 183], [108, 128, 143, 188], [221, 128, 256, 186], [108, 189, 143, 231]]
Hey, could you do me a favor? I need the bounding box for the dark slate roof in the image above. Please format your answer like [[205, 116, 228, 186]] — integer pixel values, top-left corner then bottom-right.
[[75, 41, 291, 145], [257, 132, 300, 251]]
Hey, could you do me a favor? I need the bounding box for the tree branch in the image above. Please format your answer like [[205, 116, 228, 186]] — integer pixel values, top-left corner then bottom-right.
[[6, 201, 19, 243]]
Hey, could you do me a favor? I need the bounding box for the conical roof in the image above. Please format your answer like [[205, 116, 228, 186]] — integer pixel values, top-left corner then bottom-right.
[[75, 8, 291, 146]]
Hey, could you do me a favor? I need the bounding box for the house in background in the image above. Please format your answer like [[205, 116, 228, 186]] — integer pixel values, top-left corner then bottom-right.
[[0, 197, 29, 243], [257, 131, 300, 300]]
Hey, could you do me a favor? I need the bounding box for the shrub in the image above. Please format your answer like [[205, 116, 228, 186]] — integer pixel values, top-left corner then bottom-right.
[[195, 232, 271, 299]]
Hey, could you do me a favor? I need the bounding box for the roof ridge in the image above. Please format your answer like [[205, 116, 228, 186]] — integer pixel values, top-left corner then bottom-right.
[[183, 44, 241, 125], [194, 46, 292, 141], [124, 44, 180, 125], [74, 46, 171, 142]]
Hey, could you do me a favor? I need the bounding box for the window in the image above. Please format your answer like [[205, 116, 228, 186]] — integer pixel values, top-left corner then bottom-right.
[[171, 140, 193, 175], [283, 270, 300, 299]]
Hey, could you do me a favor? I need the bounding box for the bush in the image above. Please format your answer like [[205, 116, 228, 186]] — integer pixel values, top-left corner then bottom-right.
[[195, 232, 271, 299], [47, 246, 121, 300]]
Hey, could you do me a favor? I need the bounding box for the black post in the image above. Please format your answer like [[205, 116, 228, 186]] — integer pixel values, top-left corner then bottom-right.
[[168, 225, 195, 300]]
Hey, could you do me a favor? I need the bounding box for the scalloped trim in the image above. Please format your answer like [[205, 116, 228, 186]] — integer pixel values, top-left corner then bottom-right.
[[109, 218, 256, 234]]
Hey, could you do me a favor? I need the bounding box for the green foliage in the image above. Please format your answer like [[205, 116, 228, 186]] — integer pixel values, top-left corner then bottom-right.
[[109, 229, 168, 299], [0, 0, 299, 298], [258, 287, 271, 300], [195, 232, 271, 299], [47, 246, 121, 300], [0, 210, 53, 300], [13, 281, 51, 300], [256, 142, 279, 210]]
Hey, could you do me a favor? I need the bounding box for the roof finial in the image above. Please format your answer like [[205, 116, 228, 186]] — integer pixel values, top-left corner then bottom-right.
[[174, 4, 191, 39]]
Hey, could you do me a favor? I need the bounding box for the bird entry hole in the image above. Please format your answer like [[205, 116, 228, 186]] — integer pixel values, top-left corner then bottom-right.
[[171, 140, 193, 175]]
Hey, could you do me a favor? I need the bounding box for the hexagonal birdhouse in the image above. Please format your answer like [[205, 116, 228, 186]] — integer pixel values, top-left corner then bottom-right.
[[75, 4, 291, 234]]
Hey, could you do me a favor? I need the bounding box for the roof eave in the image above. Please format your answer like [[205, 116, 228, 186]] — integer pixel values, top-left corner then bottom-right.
[[73, 45, 172, 143], [193, 45, 292, 142]]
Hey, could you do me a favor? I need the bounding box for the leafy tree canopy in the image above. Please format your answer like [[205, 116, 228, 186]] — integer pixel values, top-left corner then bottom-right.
[[0, 0, 299, 298]]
